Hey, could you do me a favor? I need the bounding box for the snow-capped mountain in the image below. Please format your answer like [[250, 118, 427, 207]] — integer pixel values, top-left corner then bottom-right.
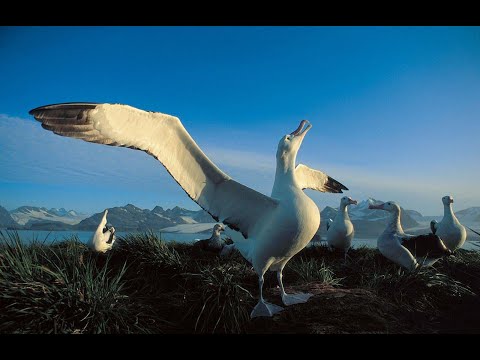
[[3, 200, 479, 236], [329, 198, 419, 227], [10, 206, 89, 226], [49, 208, 81, 217], [74, 204, 214, 231], [348, 198, 387, 221]]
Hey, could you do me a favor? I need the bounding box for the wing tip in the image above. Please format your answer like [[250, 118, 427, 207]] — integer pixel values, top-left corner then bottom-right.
[[327, 177, 348, 193], [29, 102, 101, 115]]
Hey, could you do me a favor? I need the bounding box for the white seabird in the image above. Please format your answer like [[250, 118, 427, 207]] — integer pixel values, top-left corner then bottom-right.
[[326, 196, 357, 261], [193, 223, 226, 253], [369, 201, 451, 271], [29, 103, 348, 318], [430, 195, 467, 252], [89, 209, 116, 253]]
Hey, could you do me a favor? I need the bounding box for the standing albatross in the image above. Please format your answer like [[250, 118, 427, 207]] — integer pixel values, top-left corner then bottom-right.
[[430, 195, 467, 252], [29, 103, 348, 318], [326, 196, 358, 261]]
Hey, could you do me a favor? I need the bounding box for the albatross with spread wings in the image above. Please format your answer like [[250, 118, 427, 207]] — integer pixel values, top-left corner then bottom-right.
[[29, 102, 348, 318]]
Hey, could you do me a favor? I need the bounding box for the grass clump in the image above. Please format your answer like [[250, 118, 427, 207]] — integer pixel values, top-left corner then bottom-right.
[[0, 231, 167, 334], [287, 256, 342, 286], [182, 260, 256, 333]]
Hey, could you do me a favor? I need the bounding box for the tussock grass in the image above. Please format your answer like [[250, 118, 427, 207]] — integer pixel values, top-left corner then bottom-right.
[[182, 261, 255, 333], [1, 230, 480, 333], [0, 231, 160, 333], [287, 257, 342, 286]]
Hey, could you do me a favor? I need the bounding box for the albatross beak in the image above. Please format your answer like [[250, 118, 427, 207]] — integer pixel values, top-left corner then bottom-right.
[[350, 199, 358, 205], [369, 203, 385, 210], [290, 120, 312, 138]]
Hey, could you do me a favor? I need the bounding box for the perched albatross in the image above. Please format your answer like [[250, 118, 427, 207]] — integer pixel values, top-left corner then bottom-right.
[[369, 201, 451, 270], [194, 223, 226, 253], [430, 195, 467, 252], [326, 196, 357, 261], [89, 209, 116, 253], [29, 103, 348, 318]]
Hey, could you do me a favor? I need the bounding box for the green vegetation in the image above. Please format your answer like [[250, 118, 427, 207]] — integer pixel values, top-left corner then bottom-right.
[[1, 230, 479, 333]]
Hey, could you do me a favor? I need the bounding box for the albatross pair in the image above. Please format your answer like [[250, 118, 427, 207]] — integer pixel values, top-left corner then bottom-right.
[[369, 201, 452, 270], [29, 102, 348, 318], [89, 209, 116, 253]]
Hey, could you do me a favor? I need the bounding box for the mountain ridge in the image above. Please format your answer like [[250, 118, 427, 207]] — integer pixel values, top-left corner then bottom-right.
[[2, 201, 479, 238]]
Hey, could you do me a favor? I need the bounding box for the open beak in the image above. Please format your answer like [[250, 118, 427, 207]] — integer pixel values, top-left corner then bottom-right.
[[350, 199, 358, 205], [369, 203, 385, 210], [290, 119, 312, 138], [450, 198, 454, 204]]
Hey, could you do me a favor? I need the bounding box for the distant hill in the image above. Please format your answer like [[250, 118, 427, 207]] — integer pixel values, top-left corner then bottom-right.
[[74, 204, 215, 232], [10, 206, 88, 227], [3, 200, 480, 237], [0, 205, 18, 228], [455, 207, 480, 224]]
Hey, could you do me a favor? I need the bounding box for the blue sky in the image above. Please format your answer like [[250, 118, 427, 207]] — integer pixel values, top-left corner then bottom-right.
[[1, 26, 479, 215]]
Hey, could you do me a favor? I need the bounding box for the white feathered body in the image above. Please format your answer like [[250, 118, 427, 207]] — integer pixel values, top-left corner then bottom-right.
[[88, 210, 115, 253], [326, 207, 354, 251], [377, 230, 417, 271], [243, 187, 320, 273], [435, 206, 467, 251]]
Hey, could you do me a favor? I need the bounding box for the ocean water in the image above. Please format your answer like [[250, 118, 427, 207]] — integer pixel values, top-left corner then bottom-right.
[[4, 230, 480, 251], [2, 230, 204, 245]]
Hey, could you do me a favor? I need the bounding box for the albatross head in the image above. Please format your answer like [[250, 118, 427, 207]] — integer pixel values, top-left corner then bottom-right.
[[102, 223, 115, 234], [341, 196, 358, 207], [276, 120, 312, 167], [369, 201, 400, 214], [442, 195, 454, 206], [102, 223, 116, 245], [213, 223, 225, 236]]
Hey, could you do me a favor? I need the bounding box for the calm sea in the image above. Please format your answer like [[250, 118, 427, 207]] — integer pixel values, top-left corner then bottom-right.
[[4, 230, 480, 251], [3, 230, 201, 245]]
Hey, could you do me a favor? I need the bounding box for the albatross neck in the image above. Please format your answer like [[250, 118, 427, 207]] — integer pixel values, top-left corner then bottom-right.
[[385, 210, 404, 235], [443, 203, 456, 220], [339, 204, 350, 220], [271, 156, 300, 198], [211, 229, 223, 240]]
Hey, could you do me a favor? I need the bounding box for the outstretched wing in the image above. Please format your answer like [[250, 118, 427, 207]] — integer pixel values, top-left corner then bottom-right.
[[430, 220, 438, 234], [29, 103, 278, 239], [99, 209, 108, 232], [295, 164, 348, 193]]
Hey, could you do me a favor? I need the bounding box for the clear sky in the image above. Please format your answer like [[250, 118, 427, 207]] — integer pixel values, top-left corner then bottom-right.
[[1, 26, 479, 216]]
